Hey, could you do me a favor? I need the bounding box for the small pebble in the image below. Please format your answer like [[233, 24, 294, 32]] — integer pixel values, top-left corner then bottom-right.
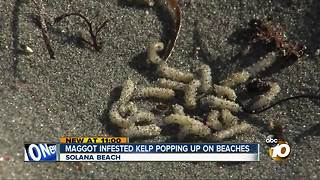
[[20, 44, 33, 54], [315, 49, 320, 56]]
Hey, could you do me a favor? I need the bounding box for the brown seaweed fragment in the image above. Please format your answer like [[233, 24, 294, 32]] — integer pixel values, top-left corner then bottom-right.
[[160, 0, 182, 62], [31, 0, 55, 59], [127, 0, 181, 61], [54, 12, 111, 51], [249, 18, 306, 61]]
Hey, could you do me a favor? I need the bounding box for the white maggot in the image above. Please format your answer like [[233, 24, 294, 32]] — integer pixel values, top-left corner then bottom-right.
[[119, 79, 135, 104], [164, 114, 210, 140], [128, 110, 156, 124], [246, 52, 277, 77], [198, 64, 212, 93], [184, 79, 201, 109], [172, 104, 185, 115], [109, 103, 133, 128], [220, 70, 250, 88], [201, 95, 241, 112], [213, 84, 237, 101], [206, 110, 223, 131], [120, 124, 161, 138], [135, 87, 175, 100], [157, 63, 195, 83], [157, 78, 186, 91], [248, 82, 281, 111], [177, 124, 211, 140], [220, 109, 238, 128], [118, 101, 138, 117], [209, 122, 251, 141]]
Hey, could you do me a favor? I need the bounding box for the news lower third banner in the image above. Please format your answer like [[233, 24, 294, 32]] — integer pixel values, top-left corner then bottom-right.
[[24, 137, 260, 162]]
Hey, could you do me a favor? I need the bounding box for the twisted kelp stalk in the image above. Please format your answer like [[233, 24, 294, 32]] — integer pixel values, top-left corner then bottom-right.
[[159, 0, 182, 62], [127, 0, 181, 62], [54, 12, 112, 51], [31, 0, 55, 59]]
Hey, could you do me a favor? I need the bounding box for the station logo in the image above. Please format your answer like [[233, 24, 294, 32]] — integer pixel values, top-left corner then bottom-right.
[[265, 135, 291, 161], [24, 144, 57, 161]]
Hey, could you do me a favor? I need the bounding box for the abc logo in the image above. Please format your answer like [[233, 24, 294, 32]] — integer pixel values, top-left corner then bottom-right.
[[265, 135, 278, 147], [265, 135, 291, 161]]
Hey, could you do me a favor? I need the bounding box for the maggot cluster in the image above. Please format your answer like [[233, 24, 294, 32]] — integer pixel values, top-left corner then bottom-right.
[[108, 40, 286, 142]]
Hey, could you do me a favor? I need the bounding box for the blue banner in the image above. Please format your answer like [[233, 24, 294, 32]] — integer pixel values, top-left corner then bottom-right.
[[60, 143, 259, 153]]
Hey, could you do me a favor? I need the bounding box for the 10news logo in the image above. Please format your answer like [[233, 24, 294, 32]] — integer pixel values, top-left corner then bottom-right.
[[265, 135, 291, 161]]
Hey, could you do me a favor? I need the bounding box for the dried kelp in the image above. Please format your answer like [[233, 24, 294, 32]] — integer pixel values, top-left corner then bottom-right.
[[130, 0, 181, 62], [31, 0, 55, 59], [54, 12, 111, 51]]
